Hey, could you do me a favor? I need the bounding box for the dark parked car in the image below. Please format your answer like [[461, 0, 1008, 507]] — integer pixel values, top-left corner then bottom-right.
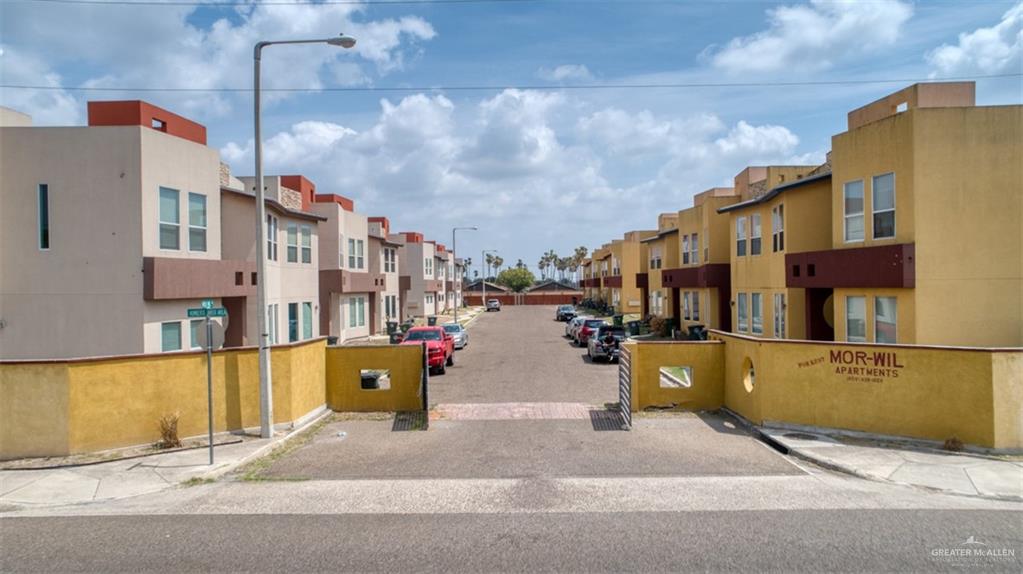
[[587, 325, 627, 362], [555, 305, 576, 321]]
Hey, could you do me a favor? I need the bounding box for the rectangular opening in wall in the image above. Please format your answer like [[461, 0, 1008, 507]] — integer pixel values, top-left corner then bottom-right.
[[792, 265, 800, 277], [361, 369, 391, 391], [251, 272, 258, 285], [235, 271, 243, 286], [895, 102, 908, 113], [659, 366, 692, 389], [38, 184, 49, 249], [807, 264, 816, 277], [151, 118, 167, 131]]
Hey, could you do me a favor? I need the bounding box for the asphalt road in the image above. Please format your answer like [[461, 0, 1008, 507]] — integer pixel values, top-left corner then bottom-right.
[[4, 306, 1021, 573]]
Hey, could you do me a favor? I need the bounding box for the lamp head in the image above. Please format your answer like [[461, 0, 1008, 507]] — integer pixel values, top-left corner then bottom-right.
[[328, 34, 357, 49]]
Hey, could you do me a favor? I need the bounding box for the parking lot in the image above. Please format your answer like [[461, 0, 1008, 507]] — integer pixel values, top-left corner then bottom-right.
[[254, 305, 801, 481]]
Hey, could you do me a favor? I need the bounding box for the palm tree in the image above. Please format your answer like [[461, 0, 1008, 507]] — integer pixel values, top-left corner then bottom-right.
[[537, 255, 548, 279], [463, 257, 472, 280], [516, 258, 525, 269], [485, 253, 495, 281], [573, 246, 588, 284], [493, 256, 504, 275]]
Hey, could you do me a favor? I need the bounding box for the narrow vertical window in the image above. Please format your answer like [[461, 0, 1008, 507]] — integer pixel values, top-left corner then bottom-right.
[[288, 302, 299, 342], [302, 302, 313, 340], [751, 293, 763, 335], [349, 298, 357, 328], [267, 215, 278, 261], [38, 184, 50, 249], [682, 235, 690, 265], [750, 214, 762, 255], [161, 321, 182, 352], [691, 233, 699, 265], [358, 297, 366, 327], [692, 291, 700, 321], [159, 187, 180, 250], [844, 180, 865, 242], [773, 293, 786, 338], [190, 319, 203, 349], [846, 296, 867, 342], [349, 238, 357, 268], [286, 224, 298, 263], [356, 240, 365, 269], [683, 292, 690, 320], [872, 173, 895, 239], [736, 217, 747, 256], [875, 296, 897, 344], [300, 225, 312, 264], [188, 193, 207, 252], [737, 293, 748, 332], [772, 205, 784, 252]]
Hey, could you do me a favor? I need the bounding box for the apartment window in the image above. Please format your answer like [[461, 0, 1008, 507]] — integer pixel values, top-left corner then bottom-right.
[[691, 291, 700, 321], [772, 205, 784, 252], [302, 302, 313, 340], [736, 217, 747, 256], [286, 224, 298, 263], [288, 303, 299, 342], [690, 233, 699, 265], [682, 235, 690, 265], [875, 296, 897, 344], [750, 214, 762, 256], [384, 248, 396, 273], [773, 293, 786, 338], [300, 225, 312, 264], [425, 257, 433, 276], [190, 319, 204, 349], [356, 240, 364, 269], [348, 238, 356, 268], [267, 215, 278, 261], [188, 193, 207, 252], [161, 321, 182, 352], [159, 187, 180, 250], [356, 298, 365, 326], [844, 180, 865, 242], [426, 294, 434, 305], [846, 296, 867, 342], [683, 292, 690, 320], [38, 184, 50, 249], [872, 173, 895, 239], [267, 304, 279, 344], [737, 293, 748, 332], [751, 293, 763, 335]]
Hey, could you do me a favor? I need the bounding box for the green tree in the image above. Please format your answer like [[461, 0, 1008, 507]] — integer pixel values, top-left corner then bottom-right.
[[495, 267, 536, 292]]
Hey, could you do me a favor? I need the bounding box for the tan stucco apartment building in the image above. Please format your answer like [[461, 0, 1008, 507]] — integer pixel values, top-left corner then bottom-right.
[[368, 217, 402, 329], [0, 101, 254, 359]]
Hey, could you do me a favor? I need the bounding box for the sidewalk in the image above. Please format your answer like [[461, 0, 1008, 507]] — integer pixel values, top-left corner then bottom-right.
[[0, 413, 328, 508], [760, 427, 1023, 501]]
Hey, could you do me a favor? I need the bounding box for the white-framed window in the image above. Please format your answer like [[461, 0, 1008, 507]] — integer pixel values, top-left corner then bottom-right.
[[384, 248, 397, 272], [303, 302, 313, 339], [267, 215, 278, 261], [188, 193, 207, 252], [875, 296, 897, 344], [772, 204, 784, 252], [612, 257, 620, 276], [267, 304, 279, 345], [682, 235, 690, 265], [190, 319, 204, 349], [690, 233, 699, 265], [846, 296, 866, 342], [736, 217, 747, 256], [750, 214, 762, 256], [751, 293, 763, 335], [691, 291, 700, 321], [737, 293, 748, 332], [161, 321, 182, 352], [683, 292, 690, 320], [425, 257, 433, 276], [426, 294, 434, 305], [159, 187, 180, 250], [844, 180, 865, 242], [872, 173, 895, 239], [286, 224, 299, 263], [288, 302, 299, 342], [38, 184, 50, 250], [773, 293, 785, 338], [347, 238, 364, 269], [339, 233, 345, 268], [300, 225, 312, 264]]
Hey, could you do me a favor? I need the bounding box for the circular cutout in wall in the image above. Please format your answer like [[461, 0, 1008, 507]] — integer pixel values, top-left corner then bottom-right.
[[742, 357, 755, 393]]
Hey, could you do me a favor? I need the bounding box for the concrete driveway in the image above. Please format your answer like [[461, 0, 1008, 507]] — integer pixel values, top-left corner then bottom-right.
[[257, 306, 800, 481]]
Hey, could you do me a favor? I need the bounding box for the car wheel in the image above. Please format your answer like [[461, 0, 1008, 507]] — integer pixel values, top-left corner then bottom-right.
[[446, 353, 454, 366]]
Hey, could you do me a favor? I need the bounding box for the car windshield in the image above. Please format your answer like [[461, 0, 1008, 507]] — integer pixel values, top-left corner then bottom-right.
[[559, 305, 573, 311], [404, 330, 441, 341], [442, 324, 462, 333]]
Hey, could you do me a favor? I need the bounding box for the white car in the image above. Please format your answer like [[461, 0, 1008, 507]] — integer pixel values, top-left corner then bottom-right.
[[486, 299, 502, 312], [442, 322, 469, 349]]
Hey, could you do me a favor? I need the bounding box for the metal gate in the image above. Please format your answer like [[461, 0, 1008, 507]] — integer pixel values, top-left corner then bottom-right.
[[617, 345, 632, 430]]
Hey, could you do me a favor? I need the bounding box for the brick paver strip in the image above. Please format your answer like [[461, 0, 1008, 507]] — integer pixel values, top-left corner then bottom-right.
[[433, 402, 597, 421]]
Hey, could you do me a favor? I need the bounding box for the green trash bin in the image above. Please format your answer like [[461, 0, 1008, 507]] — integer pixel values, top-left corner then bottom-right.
[[427, 316, 438, 326], [612, 314, 624, 327], [626, 320, 641, 336]]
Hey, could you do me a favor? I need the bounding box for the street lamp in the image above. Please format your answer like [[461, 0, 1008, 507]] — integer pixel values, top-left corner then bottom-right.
[[452, 226, 477, 323], [253, 33, 356, 439], [481, 249, 497, 309]]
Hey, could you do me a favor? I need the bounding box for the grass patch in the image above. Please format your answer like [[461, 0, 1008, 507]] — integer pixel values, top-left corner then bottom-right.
[[236, 413, 335, 482], [182, 477, 216, 487]]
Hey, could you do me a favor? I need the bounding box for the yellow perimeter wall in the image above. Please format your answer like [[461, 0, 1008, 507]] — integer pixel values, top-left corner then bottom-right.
[[1, 340, 424, 459], [624, 334, 1022, 449]]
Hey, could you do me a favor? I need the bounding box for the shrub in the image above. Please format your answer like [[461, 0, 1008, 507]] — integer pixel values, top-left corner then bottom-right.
[[158, 413, 182, 449], [942, 436, 964, 452]]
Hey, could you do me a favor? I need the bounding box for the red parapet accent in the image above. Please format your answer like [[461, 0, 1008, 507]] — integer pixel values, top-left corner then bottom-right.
[[88, 100, 207, 145], [401, 232, 424, 243], [786, 243, 915, 289]]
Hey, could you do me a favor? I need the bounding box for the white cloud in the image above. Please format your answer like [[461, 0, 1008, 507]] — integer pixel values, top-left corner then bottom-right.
[[537, 64, 593, 82], [0, 45, 81, 125], [927, 2, 1022, 76], [708, 0, 913, 73]]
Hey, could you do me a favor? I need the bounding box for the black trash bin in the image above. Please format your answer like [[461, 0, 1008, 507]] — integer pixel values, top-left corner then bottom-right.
[[386, 321, 399, 335], [626, 320, 641, 336], [687, 325, 707, 341], [361, 372, 380, 390], [612, 314, 624, 327], [326, 336, 339, 346], [427, 316, 438, 326]]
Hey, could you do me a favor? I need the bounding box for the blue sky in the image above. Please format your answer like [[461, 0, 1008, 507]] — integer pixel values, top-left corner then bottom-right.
[[2, 0, 1021, 275]]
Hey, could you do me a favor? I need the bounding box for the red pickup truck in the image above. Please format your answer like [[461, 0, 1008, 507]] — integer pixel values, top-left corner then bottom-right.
[[400, 326, 455, 374]]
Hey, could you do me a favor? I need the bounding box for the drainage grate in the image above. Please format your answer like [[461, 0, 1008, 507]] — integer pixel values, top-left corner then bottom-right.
[[590, 410, 628, 432], [392, 411, 428, 432], [783, 432, 820, 441]]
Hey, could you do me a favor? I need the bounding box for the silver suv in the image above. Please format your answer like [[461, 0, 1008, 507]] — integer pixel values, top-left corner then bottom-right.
[[486, 299, 502, 312]]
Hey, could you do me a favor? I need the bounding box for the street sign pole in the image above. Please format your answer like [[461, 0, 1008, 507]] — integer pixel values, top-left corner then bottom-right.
[[206, 315, 214, 465]]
